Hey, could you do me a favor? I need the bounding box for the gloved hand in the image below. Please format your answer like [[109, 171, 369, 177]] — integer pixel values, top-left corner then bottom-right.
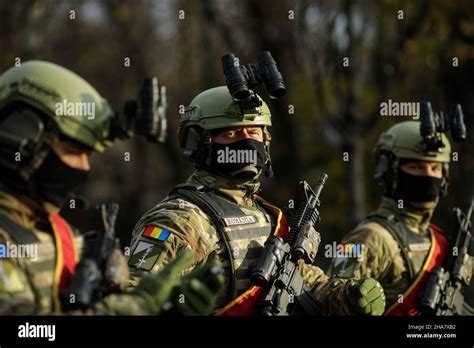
[[132, 250, 195, 314], [346, 277, 386, 316], [133, 250, 224, 315], [166, 256, 225, 315]]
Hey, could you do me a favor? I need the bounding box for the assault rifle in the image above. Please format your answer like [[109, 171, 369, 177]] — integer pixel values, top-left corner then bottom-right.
[[420, 197, 474, 315], [250, 173, 327, 315], [61, 203, 125, 310]]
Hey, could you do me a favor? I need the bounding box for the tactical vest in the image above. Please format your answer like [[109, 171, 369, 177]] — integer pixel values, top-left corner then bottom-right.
[[168, 183, 274, 303], [365, 210, 432, 282], [0, 212, 80, 313], [364, 210, 449, 315]]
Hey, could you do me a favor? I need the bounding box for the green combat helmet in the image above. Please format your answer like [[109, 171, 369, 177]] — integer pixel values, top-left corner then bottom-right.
[[0, 60, 115, 181], [178, 86, 273, 177], [0, 60, 167, 182], [374, 120, 452, 198], [178, 51, 287, 178]]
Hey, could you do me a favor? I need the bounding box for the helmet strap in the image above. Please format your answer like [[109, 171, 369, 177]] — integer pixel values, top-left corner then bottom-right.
[[263, 139, 273, 178], [201, 131, 213, 168], [440, 163, 449, 197]]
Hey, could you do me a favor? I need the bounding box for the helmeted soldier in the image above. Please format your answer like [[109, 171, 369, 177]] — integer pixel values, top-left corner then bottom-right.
[[0, 60, 224, 315], [128, 86, 386, 315], [329, 121, 456, 315]]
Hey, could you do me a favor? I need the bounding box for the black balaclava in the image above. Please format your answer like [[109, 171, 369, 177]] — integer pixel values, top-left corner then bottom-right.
[[34, 150, 89, 207], [396, 170, 442, 203], [210, 138, 266, 180]]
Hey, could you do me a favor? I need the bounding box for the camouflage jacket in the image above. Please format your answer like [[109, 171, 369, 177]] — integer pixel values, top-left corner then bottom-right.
[[329, 197, 438, 309], [0, 189, 155, 315], [128, 170, 359, 315]]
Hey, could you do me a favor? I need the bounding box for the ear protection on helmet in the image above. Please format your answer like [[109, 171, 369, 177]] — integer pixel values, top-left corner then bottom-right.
[[179, 125, 212, 167], [374, 150, 398, 196], [0, 103, 56, 180]]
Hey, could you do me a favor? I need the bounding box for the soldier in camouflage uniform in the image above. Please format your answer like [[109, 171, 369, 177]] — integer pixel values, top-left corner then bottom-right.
[[329, 121, 467, 315], [0, 60, 224, 315], [128, 86, 386, 315]]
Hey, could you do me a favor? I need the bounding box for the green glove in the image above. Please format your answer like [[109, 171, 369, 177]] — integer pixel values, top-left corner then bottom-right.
[[132, 250, 197, 314], [164, 257, 225, 316], [346, 278, 386, 316]]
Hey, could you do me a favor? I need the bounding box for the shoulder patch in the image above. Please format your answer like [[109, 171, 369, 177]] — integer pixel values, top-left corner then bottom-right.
[[143, 225, 171, 242], [128, 241, 164, 271]]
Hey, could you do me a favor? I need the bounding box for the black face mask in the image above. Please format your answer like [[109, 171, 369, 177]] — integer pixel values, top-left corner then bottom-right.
[[34, 151, 89, 207], [397, 170, 442, 203], [210, 138, 266, 180]]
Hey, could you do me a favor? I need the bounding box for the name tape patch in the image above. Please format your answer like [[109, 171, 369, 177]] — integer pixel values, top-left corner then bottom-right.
[[223, 215, 256, 226], [408, 243, 431, 252]]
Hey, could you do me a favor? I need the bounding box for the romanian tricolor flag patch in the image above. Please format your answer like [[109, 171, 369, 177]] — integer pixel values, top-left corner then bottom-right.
[[143, 225, 171, 242]]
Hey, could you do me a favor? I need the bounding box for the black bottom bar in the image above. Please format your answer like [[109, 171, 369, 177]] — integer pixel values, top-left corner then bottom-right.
[[0, 315, 473, 346]]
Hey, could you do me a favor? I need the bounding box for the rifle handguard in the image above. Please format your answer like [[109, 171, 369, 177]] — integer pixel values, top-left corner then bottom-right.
[[293, 222, 321, 264]]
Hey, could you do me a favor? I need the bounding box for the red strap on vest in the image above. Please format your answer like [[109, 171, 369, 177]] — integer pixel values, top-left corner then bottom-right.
[[385, 223, 449, 316], [216, 199, 289, 316], [49, 212, 78, 311]]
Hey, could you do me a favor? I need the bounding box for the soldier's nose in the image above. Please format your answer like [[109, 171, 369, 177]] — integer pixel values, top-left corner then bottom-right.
[[240, 129, 253, 140], [418, 168, 428, 176], [79, 154, 91, 171], [66, 154, 91, 171]]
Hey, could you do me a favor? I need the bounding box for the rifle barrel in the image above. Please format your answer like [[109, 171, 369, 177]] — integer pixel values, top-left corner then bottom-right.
[[312, 173, 328, 205]]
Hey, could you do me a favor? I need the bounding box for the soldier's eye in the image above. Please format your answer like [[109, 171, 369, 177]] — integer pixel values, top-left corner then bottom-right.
[[249, 128, 262, 136]]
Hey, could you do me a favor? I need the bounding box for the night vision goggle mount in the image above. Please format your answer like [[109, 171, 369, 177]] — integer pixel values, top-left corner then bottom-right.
[[221, 51, 287, 112], [112, 77, 167, 144], [420, 101, 466, 152]]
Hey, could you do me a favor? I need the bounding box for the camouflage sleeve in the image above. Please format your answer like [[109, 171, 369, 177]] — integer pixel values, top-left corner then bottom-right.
[[0, 230, 37, 315], [73, 292, 156, 315], [328, 222, 399, 282], [127, 198, 218, 287], [0, 259, 158, 316], [0, 259, 156, 315], [0, 258, 37, 315], [298, 260, 357, 315]]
